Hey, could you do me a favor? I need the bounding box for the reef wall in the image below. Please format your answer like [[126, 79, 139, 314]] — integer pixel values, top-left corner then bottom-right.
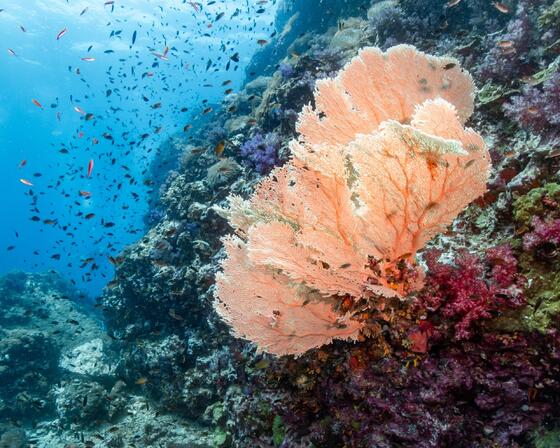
[[98, 0, 560, 446], [3, 0, 560, 446]]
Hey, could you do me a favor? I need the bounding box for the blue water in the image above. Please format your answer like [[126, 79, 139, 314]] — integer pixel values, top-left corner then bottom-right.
[[0, 0, 276, 296]]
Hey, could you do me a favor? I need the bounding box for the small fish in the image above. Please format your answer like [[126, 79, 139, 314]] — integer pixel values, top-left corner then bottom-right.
[[447, 0, 462, 7], [85, 213, 95, 219], [545, 148, 560, 159], [104, 1, 115, 5], [19, 25, 26, 32], [135, 377, 148, 385], [442, 62, 456, 70], [257, 39, 268, 46], [493, 2, 509, 13], [19, 178, 33, 186], [131, 30, 137, 45], [188, 1, 201, 12], [7, 48, 16, 56], [79, 190, 91, 197], [254, 359, 270, 369], [18, 159, 27, 168], [74, 105, 86, 115], [32, 99, 43, 109], [81, 57, 95, 62], [202, 106, 213, 115], [80, 7, 88, 16], [214, 140, 225, 157], [56, 28, 67, 40], [497, 40, 514, 49], [87, 159, 94, 177], [152, 52, 168, 61]]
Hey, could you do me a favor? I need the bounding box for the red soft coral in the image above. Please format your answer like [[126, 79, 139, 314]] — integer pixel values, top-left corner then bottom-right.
[[419, 246, 525, 340]]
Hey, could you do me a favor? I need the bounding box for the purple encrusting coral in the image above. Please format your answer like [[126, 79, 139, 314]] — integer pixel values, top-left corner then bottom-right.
[[240, 132, 282, 174], [319, 332, 560, 448], [504, 72, 560, 133]]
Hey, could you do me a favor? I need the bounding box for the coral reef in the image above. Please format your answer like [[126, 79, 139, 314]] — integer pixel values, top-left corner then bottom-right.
[[6, 0, 560, 446]]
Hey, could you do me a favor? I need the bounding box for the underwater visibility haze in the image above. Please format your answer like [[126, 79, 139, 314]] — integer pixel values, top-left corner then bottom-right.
[[1, 0, 560, 447], [0, 0, 275, 294]]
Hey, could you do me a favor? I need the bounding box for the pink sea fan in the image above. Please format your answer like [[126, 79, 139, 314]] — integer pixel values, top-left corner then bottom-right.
[[214, 45, 491, 357]]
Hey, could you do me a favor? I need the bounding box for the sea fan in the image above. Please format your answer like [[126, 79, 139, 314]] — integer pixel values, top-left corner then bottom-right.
[[214, 45, 491, 357]]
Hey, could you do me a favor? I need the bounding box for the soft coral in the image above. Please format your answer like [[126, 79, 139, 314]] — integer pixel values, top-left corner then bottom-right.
[[419, 246, 525, 340]]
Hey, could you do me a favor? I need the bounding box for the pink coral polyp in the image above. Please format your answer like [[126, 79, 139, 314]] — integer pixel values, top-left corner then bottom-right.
[[214, 45, 491, 357]]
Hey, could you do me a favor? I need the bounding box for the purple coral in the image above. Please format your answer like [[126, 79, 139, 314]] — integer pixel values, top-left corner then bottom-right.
[[278, 63, 294, 79], [477, 3, 534, 82], [240, 132, 282, 174], [504, 72, 560, 133], [229, 330, 560, 448]]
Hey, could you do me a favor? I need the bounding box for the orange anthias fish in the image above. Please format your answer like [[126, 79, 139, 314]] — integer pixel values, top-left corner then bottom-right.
[[87, 159, 94, 177], [18, 159, 27, 168], [32, 99, 43, 109], [493, 2, 509, 13], [81, 57, 95, 62], [79, 190, 91, 197], [19, 178, 33, 186]]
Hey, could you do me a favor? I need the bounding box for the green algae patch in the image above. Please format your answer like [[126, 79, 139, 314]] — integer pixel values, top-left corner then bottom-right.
[[539, 0, 560, 30], [513, 183, 560, 229], [532, 428, 560, 448], [516, 252, 560, 332], [272, 415, 286, 447], [477, 82, 518, 105]]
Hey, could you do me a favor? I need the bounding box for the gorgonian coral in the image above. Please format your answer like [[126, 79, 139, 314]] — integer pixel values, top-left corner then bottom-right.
[[214, 45, 491, 356]]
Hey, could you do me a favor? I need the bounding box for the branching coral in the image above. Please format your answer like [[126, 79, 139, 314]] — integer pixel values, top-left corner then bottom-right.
[[214, 45, 491, 356]]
